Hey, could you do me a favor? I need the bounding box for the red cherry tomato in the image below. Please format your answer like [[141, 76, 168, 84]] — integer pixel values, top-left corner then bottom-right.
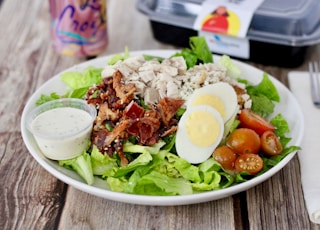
[[227, 128, 260, 155], [238, 109, 275, 135], [213, 146, 237, 171], [260, 131, 283, 156], [235, 153, 263, 175]]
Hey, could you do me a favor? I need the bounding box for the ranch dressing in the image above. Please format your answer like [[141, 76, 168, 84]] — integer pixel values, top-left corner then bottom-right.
[[31, 107, 93, 160]]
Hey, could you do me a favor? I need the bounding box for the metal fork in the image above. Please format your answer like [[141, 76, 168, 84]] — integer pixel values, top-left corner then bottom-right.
[[308, 61, 320, 107]]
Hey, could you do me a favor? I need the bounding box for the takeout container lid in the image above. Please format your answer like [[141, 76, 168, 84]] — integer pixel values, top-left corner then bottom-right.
[[136, 0, 320, 47]]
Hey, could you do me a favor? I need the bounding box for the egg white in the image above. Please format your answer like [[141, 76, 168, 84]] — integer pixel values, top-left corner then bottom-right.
[[186, 82, 238, 123], [175, 105, 224, 164]]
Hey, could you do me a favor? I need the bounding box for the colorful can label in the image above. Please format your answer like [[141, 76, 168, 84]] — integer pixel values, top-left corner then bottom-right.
[[49, 0, 108, 57]]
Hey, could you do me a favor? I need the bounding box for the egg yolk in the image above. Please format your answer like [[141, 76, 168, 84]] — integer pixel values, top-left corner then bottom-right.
[[186, 111, 220, 147], [192, 94, 226, 119]]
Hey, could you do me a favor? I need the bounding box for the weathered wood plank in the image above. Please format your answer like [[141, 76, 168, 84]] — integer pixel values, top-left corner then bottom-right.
[[0, 131, 66, 229], [0, 0, 83, 229], [58, 188, 236, 230]]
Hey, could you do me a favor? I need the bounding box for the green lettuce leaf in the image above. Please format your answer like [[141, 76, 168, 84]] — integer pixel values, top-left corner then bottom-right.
[[36, 92, 61, 105], [134, 171, 193, 195], [90, 145, 118, 177], [255, 73, 280, 102], [114, 152, 153, 177], [189, 36, 213, 64], [108, 46, 130, 65], [171, 36, 213, 69], [123, 139, 166, 155], [61, 66, 102, 90], [246, 73, 280, 117], [174, 158, 202, 183], [219, 55, 241, 78], [58, 152, 94, 185], [36, 66, 103, 105]]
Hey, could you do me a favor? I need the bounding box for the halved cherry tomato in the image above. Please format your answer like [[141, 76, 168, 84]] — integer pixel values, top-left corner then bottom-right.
[[235, 153, 263, 175], [227, 128, 260, 155], [238, 109, 275, 135], [213, 146, 237, 170], [261, 131, 283, 156]]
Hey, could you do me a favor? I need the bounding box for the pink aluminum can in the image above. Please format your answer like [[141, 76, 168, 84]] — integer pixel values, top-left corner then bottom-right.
[[49, 0, 108, 57]]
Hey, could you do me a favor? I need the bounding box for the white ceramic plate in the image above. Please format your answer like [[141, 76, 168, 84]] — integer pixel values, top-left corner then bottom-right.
[[21, 50, 304, 206]]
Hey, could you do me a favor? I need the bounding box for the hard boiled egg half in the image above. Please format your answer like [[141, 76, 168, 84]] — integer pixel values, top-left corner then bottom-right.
[[176, 82, 238, 164], [187, 82, 238, 123]]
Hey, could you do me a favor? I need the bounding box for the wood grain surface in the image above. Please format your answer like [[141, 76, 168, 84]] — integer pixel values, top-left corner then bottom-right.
[[1, 0, 320, 229]]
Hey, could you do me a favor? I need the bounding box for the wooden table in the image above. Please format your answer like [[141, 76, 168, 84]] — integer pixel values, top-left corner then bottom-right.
[[1, 0, 319, 229]]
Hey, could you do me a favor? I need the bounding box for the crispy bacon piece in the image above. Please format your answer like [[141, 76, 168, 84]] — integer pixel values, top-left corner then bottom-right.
[[160, 125, 178, 137], [126, 116, 161, 145], [94, 103, 120, 130], [103, 119, 132, 147], [144, 109, 161, 120], [125, 104, 162, 145], [118, 151, 129, 166], [123, 101, 145, 119], [157, 97, 184, 126], [113, 70, 136, 104], [144, 132, 160, 146], [113, 138, 128, 166], [91, 129, 109, 152], [138, 116, 161, 144]]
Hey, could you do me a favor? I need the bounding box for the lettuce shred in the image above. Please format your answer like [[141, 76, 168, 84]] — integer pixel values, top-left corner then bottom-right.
[[171, 36, 213, 69], [246, 73, 280, 117]]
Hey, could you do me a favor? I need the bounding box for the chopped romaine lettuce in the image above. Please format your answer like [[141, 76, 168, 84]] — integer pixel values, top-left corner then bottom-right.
[[143, 54, 164, 62], [90, 145, 118, 177], [270, 113, 290, 137], [36, 92, 61, 105], [99, 145, 234, 195], [123, 139, 166, 155], [172, 48, 198, 69], [219, 55, 241, 78], [255, 73, 280, 102], [174, 158, 202, 183], [133, 171, 193, 195], [107, 46, 130, 65], [221, 106, 240, 145], [36, 66, 102, 105], [246, 73, 280, 117], [114, 152, 153, 177], [61, 66, 102, 91], [171, 36, 213, 69], [189, 36, 213, 64], [59, 152, 94, 185]]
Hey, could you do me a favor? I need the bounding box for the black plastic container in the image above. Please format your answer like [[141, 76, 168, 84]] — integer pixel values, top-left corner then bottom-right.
[[136, 0, 320, 67]]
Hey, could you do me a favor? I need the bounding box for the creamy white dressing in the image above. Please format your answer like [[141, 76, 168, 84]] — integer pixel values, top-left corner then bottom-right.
[[31, 107, 93, 160]]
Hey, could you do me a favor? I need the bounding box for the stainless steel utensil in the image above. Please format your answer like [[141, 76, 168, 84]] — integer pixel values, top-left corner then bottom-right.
[[309, 61, 320, 107]]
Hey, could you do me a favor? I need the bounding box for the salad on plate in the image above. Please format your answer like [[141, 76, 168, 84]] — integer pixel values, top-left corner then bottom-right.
[[34, 36, 300, 196]]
